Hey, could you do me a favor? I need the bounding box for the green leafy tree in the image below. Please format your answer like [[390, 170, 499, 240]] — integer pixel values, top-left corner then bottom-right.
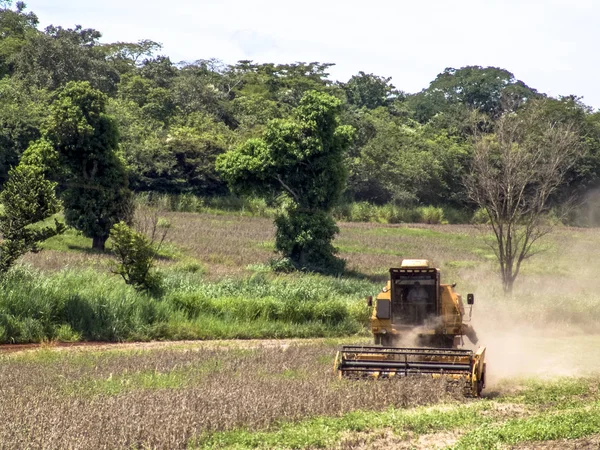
[[138, 56, 178, 88], [103, 39, 162, 74], [171, 61, 234, 126], [218, 91, 353, 273], [0, 1, 39, 77], [343, 71, 402, 110], [163, 112, 233, 194], [0, 165, 65, 274], [117, 73, 175, 123], [36, 81, 132, 250], [409, 66, 539, 123], [348, 108, 471, 205], [0, 77, 50, 184], [14, 24, 119, 93]]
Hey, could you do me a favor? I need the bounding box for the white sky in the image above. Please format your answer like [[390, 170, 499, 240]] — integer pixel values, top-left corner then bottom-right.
[[23, 0, 600, 110]]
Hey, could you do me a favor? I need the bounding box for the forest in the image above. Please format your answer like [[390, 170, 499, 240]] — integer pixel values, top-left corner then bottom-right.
[[1, 1, 600, 226]]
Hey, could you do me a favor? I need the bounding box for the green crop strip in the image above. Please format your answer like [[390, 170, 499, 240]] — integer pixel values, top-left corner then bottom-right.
[[191, 402, 493, 449], [451, 405, 600, 449]]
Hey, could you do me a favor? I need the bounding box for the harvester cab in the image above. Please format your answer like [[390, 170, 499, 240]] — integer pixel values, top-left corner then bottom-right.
[[371, 259, 477, 347], [335, 259, 487, 397]]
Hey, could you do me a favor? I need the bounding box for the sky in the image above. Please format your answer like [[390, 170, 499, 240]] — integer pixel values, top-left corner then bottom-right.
[[22, 0, 600, 110]]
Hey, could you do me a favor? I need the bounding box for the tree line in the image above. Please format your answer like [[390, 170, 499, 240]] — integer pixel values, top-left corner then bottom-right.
[[1, 1, 600, 281]]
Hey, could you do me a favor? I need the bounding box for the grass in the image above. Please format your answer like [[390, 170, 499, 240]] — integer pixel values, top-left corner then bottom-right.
[[193, 403, 492, 449], [135, 193, 473, 225], [6, 208, 600, 342], [0, 266, 375, 343], [64, 358, 223, 396], [194, 376, 600, 450], [452, 406, 600, 449]]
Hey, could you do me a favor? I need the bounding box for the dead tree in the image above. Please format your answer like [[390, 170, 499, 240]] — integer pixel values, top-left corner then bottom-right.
[[466, 101, 582, 294]]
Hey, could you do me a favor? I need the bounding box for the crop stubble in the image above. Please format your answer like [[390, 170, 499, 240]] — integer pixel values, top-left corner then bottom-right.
[[0, 343, 466, 449]]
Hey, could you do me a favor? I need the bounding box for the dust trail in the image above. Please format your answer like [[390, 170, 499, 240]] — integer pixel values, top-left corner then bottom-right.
[[466, 308, 600, 386], [459, 230, 600, 386], [391, 317, 446, 348]]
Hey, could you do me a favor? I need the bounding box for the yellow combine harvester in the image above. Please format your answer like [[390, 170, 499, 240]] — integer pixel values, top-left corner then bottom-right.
[[335, 259, 486, 397]]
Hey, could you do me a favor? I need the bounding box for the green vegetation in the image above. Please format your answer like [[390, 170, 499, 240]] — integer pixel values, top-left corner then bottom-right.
[[1, 4, 600, 448], [2, 3, 600, 226], [2, 208, 600, 342], [135, 192, 474, 225], [25, 81, 133, 250], [218, 91, 353, 273], [0, 165, 65, 274], [0, 267, 374, 343], [193, 404, 491, 449], [453, 407, 600, 449], [109, 221, 163, 292]]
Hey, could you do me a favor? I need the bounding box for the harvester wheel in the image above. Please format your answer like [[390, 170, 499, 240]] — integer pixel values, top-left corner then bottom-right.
[[374, 334, 392, 346], [477, 366, 486, 397]]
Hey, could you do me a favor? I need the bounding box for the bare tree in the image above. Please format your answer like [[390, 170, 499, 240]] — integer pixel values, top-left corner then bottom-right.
[[466, 100, 582, 294], [133, 205, 170, 252]]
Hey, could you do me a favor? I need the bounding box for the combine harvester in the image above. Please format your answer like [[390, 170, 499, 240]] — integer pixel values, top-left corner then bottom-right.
[[335, 259, 486, 397]]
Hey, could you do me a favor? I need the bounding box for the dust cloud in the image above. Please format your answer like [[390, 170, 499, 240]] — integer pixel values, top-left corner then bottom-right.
[[465, 306, 600, 386], [458, 230, 600, 387]]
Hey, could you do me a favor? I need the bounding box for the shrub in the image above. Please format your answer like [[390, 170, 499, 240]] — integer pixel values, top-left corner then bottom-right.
[[418, 206, 446, 224], [109, 222, 163, 293], [441, 206, 472, 224], [471, 207, 491, 224], [349, 202, 373, 222], [54, 324, 81, 342]]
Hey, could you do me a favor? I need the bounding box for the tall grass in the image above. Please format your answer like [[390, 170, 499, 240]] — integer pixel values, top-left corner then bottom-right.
[[0, 267, 375, 344], [135, 192, 278, 217], [135, 192, 474, 224]]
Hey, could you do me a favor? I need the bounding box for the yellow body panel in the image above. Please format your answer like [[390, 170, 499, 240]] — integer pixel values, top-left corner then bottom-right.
[[370, 282, 467, 338]]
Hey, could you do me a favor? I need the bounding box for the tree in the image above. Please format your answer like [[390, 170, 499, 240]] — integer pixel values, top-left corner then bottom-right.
[[138, 55, 177, 88], [36, 81, 132, 250], [0, 77, 50, 185], [409, 66, 539, 123], [14, 24, 119, 93], [465, 100, 582, 294], [346, 108, 471, 205], [217, 91, 353, 273], [162, 113, 233, 194], [0, 165, 65, 274], [0, 1, 39, 77], [103, 39, 162, 73], [343, 71, 402, 110], [171, 62, 234, 126]]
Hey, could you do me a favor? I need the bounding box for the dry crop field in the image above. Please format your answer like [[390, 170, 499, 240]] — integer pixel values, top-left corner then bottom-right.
[[3, 211, 600, 448], [0, 341, 465, 449], [1, 340, 599, 449]]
